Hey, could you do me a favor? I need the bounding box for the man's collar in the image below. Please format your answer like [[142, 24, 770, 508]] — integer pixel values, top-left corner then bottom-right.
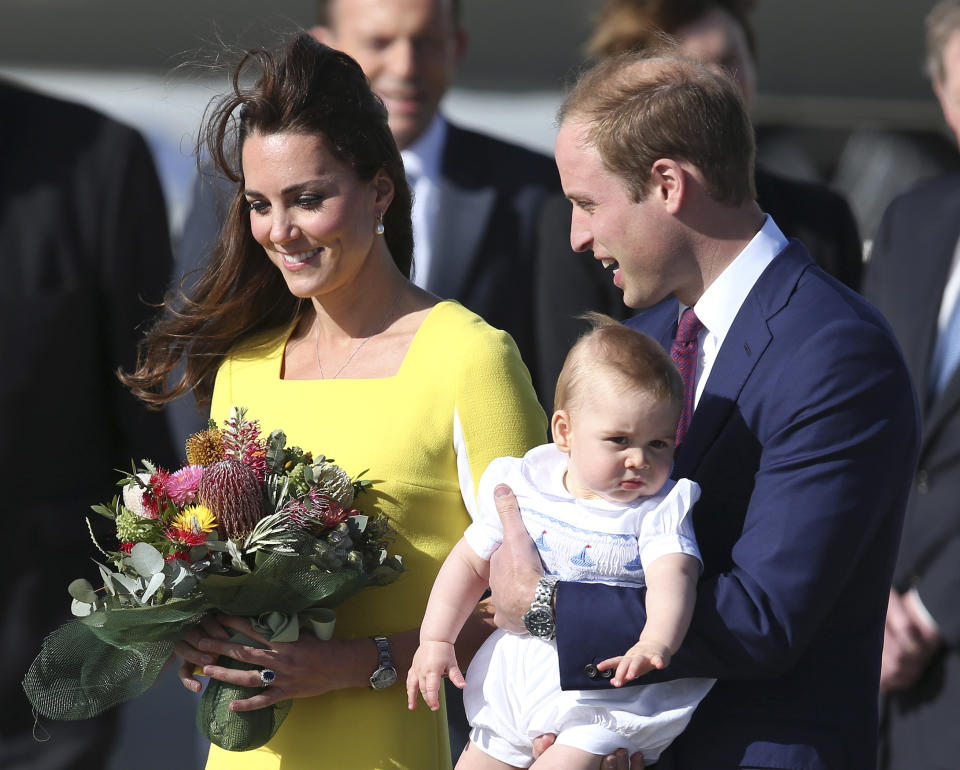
[[685, 215, 788, 339], [400, 113, 447, 181]]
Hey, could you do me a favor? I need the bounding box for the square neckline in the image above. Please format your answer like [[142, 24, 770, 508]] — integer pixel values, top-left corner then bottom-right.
[[273, 300, 452, 383]]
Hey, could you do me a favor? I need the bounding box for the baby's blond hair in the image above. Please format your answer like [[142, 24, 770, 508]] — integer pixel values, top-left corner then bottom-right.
[[554, 313, 684, 414]]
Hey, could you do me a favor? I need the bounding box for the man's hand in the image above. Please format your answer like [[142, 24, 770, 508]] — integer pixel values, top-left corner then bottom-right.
[[880, 588, 941, 692], [597, 638, 671, 687], [532, 734, 645, 768], [487, 484, 543, 632]]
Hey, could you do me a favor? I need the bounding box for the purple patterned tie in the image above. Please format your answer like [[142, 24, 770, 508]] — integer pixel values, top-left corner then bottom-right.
[[670, 307, 703, 451]]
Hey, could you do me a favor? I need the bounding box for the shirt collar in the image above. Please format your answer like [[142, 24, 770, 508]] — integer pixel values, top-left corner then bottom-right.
[[684, 214, 788, 340], [400, 113, 447, 181]]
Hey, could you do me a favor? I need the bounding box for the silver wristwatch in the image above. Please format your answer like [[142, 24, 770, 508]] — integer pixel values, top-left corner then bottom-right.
[[369, 635, 398, 690], [522, 575, 560, 639]]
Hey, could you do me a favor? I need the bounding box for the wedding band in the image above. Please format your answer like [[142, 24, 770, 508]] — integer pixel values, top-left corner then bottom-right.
[[258, 668, 276, 687]]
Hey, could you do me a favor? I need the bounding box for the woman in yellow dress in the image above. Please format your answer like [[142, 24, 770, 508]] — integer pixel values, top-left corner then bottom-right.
[[124, 34, 545, 769]]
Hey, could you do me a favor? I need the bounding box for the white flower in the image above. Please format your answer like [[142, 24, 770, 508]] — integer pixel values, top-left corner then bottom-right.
[[121, 473, 152, 519]]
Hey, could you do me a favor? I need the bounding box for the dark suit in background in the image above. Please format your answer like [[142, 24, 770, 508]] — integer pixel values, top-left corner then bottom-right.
[[863, 173, 960, 770], [0, 81, 176, 769], [533, 167, 863, 409], [555, 242, 917, 768]]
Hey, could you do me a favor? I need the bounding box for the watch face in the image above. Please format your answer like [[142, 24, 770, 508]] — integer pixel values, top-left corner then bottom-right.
[[370, 666, 398, 690], [523, 607, 555, 639]]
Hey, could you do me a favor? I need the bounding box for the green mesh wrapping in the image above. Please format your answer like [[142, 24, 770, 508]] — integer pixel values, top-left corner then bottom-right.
[[198, 657, 293, 752], [23, 549, 401, 752]]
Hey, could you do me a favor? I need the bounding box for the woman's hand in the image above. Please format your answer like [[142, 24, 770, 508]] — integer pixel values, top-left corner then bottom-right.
[[174, 614, 375, 711]]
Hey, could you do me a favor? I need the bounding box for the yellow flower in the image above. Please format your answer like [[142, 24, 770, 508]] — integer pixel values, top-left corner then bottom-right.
[[173, 505, 217, 535]]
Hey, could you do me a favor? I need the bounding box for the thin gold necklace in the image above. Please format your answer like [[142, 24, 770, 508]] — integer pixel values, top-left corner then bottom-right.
[[314, 292, 403, 379]]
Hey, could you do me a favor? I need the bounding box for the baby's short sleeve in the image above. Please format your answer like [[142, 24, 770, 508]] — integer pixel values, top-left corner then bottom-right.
[[462, 455, 522, 560], [637, 477, 703, 572]]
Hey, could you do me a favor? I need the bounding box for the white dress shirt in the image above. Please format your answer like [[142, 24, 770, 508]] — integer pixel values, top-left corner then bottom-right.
[[401, 114, 447, 289], [679, 215, 789, 407]]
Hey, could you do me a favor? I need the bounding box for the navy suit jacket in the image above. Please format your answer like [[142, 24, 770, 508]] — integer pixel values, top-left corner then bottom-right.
[[863, 174, 960, 769], [554, 242, 919, 769]]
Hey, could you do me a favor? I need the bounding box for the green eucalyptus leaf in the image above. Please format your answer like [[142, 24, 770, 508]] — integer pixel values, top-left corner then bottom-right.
[[140, 572, 166, 604], [70, 599, 94, 617], [95, 561, 117, 596], [128, 542, 164, 576], [68, 579, 98, 604], [112, 573, 143, 597]]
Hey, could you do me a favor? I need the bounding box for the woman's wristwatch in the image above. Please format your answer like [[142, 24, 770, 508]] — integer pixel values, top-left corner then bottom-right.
[[522, 575, 560, 639], [369, 635, 398, 690]]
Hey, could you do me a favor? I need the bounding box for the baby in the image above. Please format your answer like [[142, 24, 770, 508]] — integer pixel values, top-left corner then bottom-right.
[[408, 314, 714, 769]]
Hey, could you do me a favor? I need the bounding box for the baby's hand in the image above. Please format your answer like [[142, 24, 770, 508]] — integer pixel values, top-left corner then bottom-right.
[[596, 639, 672, 688], [406, 640, 465, 711]]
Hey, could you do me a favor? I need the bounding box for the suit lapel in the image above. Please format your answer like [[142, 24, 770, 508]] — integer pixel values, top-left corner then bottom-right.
[[676, 242, 811, 477], [425, 124, 496, 299]]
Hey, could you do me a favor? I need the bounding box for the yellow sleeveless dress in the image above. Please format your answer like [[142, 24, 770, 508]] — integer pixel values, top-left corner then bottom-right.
[[204, 301, 547, 770]]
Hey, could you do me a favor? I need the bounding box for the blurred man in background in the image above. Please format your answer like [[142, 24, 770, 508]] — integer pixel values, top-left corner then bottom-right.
[[863, 2, 960, 767], [0, 79, 175, 769], [533, 0, 862, 410]]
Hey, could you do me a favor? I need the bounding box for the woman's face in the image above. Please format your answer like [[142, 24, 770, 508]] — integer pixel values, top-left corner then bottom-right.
[[241, 131, 391, 300]]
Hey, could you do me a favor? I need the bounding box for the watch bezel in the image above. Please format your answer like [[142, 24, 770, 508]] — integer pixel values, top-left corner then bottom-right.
[[370, 665, 398, 690], [523, 606, 556, 639]]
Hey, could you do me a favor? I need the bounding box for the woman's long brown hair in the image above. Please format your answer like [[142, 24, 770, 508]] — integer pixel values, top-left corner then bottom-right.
[[121, 34, 413, 409]]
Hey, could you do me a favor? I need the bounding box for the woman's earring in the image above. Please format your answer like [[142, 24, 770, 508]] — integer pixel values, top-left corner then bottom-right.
[[375, 211, 385, 236]]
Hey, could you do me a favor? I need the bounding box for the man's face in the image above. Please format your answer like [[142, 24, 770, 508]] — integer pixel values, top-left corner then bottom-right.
[[317, 0, 465, 150], [675, 6, 756, 110], [554, 119, 696, 309], [934, 29, 960, 146]]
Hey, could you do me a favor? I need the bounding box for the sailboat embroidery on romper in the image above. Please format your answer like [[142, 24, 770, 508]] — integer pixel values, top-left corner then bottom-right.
[[623, 552, 644, 571], [534, 530, 551, 551], [570, 544, 594, 567]]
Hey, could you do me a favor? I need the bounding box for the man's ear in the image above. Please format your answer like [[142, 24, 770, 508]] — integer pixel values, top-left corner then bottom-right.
[[551, 410, 573, 452], [649, 158, 686, 215]]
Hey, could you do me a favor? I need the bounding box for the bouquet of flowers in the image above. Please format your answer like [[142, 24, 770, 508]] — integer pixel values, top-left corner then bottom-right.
[[22, 406, 403, 751]]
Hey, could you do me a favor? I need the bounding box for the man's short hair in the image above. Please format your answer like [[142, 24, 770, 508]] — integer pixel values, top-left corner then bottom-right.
[[586, 0, 757, 62], [926, 0, 960, 83], [316, 0, 461, 27], [558, 50, 756, 206]]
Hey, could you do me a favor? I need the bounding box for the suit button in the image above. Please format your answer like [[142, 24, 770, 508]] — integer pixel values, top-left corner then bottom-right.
[[917, 469, 930, 494], [584, 664, 599, 680], [600, 667, 614, 679]]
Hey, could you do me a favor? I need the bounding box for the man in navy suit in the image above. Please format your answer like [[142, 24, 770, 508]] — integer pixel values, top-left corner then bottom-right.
[[486, 51, 919, 769], [865, 3, 960, 767]]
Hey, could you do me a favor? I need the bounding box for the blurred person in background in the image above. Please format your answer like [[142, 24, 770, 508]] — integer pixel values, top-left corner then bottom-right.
[[863, 2, 960, 767], [533, 0, 863, 410], [174, 0, 558, 437], [0, 79, 176, 769]]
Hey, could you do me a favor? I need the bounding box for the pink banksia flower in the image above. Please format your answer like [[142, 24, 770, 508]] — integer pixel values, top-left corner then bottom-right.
[[166, 465, 205, 506], [196, 458, 264, 540], [221, 407, 267, 483]]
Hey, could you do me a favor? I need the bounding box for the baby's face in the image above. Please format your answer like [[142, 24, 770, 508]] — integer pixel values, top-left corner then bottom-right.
[[558, 379, 678, 504]]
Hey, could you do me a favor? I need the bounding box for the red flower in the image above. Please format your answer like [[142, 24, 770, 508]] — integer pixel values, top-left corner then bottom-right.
[[164, 525, 208, 548], [143, 469, 172, 517], [118, 542, 134, 554], [165, 552, 191, 563]]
